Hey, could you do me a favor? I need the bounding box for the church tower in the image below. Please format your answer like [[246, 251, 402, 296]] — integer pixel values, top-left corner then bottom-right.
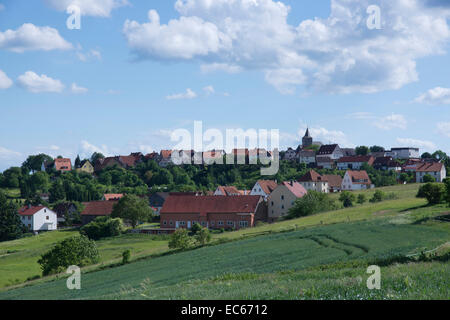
[[302, 128, 313, 148]]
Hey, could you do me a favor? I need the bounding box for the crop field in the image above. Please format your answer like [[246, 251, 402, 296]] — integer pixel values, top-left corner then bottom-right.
[[1, 218, 448, 300]]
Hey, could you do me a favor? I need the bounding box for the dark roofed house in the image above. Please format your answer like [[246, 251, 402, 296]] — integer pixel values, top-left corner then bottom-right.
[[149, 192, 170, 216], [160, 195, 265, 230], [81, 201, 118, 225]]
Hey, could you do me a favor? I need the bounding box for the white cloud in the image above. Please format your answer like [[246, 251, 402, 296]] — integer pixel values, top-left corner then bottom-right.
[[396, 138, 436, 150], [44, 0, 128, 17], [203, 85, 215, 95], [77, 48, 102, 62], [80, 140, 110, 158], [0, 4, 5, 11], [373, 114, 408, 130], [166, 88, 197, 100], [297, 123, 354, 147], [122, 0, 450, 94], [415, 87, 450, 105], [0, 70, 13, 89], [71, 83, 88, 94], [437, 122, 450, 137], [0, 23, 72, 53], [17, 71, 65, 93], [0, 146, 21, 159]]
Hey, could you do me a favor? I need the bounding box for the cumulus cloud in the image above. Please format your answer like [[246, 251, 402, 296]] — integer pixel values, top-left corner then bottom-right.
[[80, 140, 110, 157], [437, 122, 450, 137], [0, 70, 13, 89], [166, 88, 197, 100], [396, 138, 436, 150], [17, 71, 65, 93], [0, 146, 21, 159], [0, 23, 72, 53], [373, 114, 407, 130], [122, 0, 450, 94], [415, 87, 450, 105], [71, 83, 88, 94], [44, 0, 128, 17], [203, 85, 215, 95], [296, 124, 354, 147]]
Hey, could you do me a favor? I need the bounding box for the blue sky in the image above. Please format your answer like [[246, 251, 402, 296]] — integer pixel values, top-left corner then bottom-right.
[[1, 0, 450, 171]]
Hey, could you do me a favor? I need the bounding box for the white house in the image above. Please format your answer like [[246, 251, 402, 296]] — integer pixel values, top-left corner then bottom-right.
[[386, 147, 420, 160], [341, 170, 373, 191], [18, 206, 57, 232], [267, 181, 307, 222], [283, 148, 297, 161], [337, 156, 375, 171], [415, 162, 447, 183], [297, 150, 316, 165], [298, 170, 329, 193], [250, 180, 278, 199]]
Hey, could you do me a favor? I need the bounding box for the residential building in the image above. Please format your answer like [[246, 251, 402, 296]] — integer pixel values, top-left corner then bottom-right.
[[342, 148, 356, 157], [159, 150, 173, 167], [316, 157, 335, 169], [337, 156, 375, 170], [322, 174, 343, 193], [52, 202, 78, 226], [267, 181, 307, 222], [297, 150, 316, 165], [160, 195, 265, 230], [18, 206, 57, 231], [341, 170, 373, 191], [298, 170, 329, 193], [283, 148, 297, 161], [76, 160, 94, 175], [386, 147, 420, 160], [317, 144, 344, 160], [415, 162, 447, 183], [102, 194, 124, 201], [250, 180, 278, 199], [373, 157, 401, 171], [81, 201, 118, 225], [214, 186, 242, 196], [149, 192, 170, 216]]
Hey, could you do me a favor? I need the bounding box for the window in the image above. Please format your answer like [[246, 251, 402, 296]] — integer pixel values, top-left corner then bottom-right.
[[28, 216, 31, 221], [239, 221, 249, 228], [281, 205, 284, 209], [46, 216, 49, 220], [201, 221, 206, 226], [271, 201, 274, 206], [227, 221, 234, 226], [169, 221, 173, 225], [218, 221, 224, 226], [163, 221, 167, 225], [281, 195, 284, 200], [211, 221, 215, 226], [179, 221, 186, 226]]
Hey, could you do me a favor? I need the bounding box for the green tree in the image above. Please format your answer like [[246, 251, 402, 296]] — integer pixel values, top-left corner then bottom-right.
[[287, 191, 337, 219], [370, 190, 385, 203], [190, 222, 202, 234], [111, 194, 153, 228], [195, 227, 211, 246], [90, 152, 105, 164], [37, 235, 99, 276], [417, 183, 446, 205], [22, 154, 53, 173], [75, 155, 81, 169], [369, 146, 385, 153], [339, 191, 356, 207], [122, 249, 131, 264], [0, 191, 25, 242], [80, 216, 124, 240], [422, 174, 436, 183], [168, 228, 192, 250], [355, 146, 369, 156], [49, 180, 66, 203], [444, 178, 450, 206], [421, 152, 433, 159], [30, 171, 50, 192], [357, 194, 367, 205]]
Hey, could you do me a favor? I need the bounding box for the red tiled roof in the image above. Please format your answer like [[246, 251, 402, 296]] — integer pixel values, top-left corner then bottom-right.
[[298, 170, 324, 182], [416, 162, 444, 172], [347, 170, 371, 184], [231, 149, 249, 156], [322, 174, 343, 188], [256, 180, 278, 194], [216, 186, 241, 196], [118, 155, 138, 167], [282, 181, 308, 198], [160, 150, 173, 159], [81, 201, 118, 216], [103, 194, 124, 201], [337, 156, 374, 165], [18, 206, 46, 216], [54, 158, 72, 171], [161, 195, 262, 214]]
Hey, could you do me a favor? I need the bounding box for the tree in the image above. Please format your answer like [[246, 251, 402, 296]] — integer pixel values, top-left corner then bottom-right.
[[421, 152, 433, 159], [38, 235, 99, 276], [287, 191, 337, 219], [30, 171, 50, 192], [80, 216, 124, 240], [195, 227, 211, 246], [190, 223, 202, 235], [49, 180, 66, 203], [370, 190, 385, 203], [422, 174, 436, 183], [168, 229, 192, 250], [0, 191, 25, 242], [75, 155, 81, 169], [357, 194, 367, 205], [90, 152, 105, 164], [22, 154, 53, 173], [417, 183, 446, 205], [369, 146, 385, 153], [339, 191, 356, 207], [355, 146, 369, 156], [111, 194, 153, 228], [444, 178, 450, 206]]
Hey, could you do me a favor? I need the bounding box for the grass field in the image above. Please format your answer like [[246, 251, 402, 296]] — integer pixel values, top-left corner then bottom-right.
[[0, 218, 448, 300]]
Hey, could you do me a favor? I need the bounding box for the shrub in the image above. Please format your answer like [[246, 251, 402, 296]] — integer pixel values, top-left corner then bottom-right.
[[80, 216, 124, 240], [190, 223, 202, 235], [370, 190, 385, 203], [122, 250, 131, 264], [168, 229, 192, 250], [445, 178, 450, 206], [422, 174, 436, 183], [287, 191, 338, 219], [195, 227, 211, 246], [38, 235, 99, 276], [417, 183, 446, 205], [339, 191, 356, 207], [357, 194, 367, 205]]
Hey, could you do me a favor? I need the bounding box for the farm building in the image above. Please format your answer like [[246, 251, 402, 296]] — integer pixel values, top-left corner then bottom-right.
[[81, 201, 118, 225]]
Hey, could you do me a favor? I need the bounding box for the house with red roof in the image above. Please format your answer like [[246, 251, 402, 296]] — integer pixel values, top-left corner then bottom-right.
[[250, 180, 278, 199], [267, 181, 307, 222], [415, 162, 446, 183], [214, 186, 242, 196], [298, 170, 330, 193], [341, 170, 373, 191], [160, 195, 265, 230], [81, 201, 118, 225], [337, 156, 375, 170], [18, 206, 57, 231], [102, 193, 124, 201]]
